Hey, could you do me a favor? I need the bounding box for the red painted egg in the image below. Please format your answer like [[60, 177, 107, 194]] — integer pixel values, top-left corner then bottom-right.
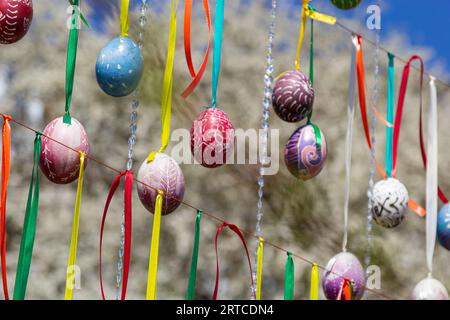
[[190, 108, 234, 168], [40, 117, 90, 184], [137, 153, 185, 215], [0, 0, 33, 44]]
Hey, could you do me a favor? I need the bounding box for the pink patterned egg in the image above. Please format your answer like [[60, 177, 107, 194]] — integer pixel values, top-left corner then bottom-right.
[[0, 0, 33, 44], [137, 153, 185, 215], [272, 70, 314, 123], [284, 124, 327, 180], [322, 252, 366, 300], [412, 277, 449, 300], [190, 108, 234, 168], [40, 117, 89, 184]]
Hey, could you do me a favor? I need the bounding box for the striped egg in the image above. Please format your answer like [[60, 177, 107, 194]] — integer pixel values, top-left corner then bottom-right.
[[331, 0, 362, 10], [137, 153, 185, 216], [371, 178, 408, 228], [272, 70, 314, 123], [0, 0, 33, 44], [284, 124, 327, 181], [39, 117, 90, 184]]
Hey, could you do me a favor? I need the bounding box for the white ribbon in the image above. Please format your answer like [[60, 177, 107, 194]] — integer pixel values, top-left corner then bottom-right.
[[426, 76, 438, 275], [342, 35, 358, 252]]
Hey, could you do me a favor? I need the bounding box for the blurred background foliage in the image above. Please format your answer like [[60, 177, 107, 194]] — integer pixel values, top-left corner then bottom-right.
[[0, 0, 450, 299]]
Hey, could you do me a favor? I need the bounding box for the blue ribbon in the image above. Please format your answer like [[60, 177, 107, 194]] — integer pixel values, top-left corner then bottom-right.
[[386, 52, 395, 177], [211, 0, 224, 108]]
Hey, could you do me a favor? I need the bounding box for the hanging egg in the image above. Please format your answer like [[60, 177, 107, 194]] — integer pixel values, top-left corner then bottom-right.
[[437, 204, 450, 250], [95, 36, 143, 97], [331, 0, 362, 10], [137, 153, 185, 215], [40, 117, 90, 184], [272, 70, 314, 123], [371, 178, 408, 228], [0, 0, 33, 44], [411, 277, 449, 300], [284, 124, 327, 180], [190, 108, 235, 168], [322, 252, 365, 300]]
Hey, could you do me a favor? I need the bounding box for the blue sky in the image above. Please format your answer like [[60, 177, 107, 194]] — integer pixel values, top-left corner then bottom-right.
[[86, 0, 450, 81]]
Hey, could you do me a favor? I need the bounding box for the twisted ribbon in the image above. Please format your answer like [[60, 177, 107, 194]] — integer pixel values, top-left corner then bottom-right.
[[182, 0, 211, 97], [64, 152, 86, 300], [146, 190, 163, 300], [212, 222, 254, 300], [0, 115, 11, 299], [147, 0, 178, 162], [309, 263, 319, 300], [186, 209, 202, 300], [120, 0, 130, 37], [13, 133, 41, 300], [211, 0, 224, 108], [99, 170, 133, 300]]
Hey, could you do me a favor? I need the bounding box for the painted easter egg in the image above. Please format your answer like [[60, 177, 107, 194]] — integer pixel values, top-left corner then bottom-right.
[[284, 124, 327, 180], [272, 70, 314, 123], [40, 117, 89, 184], [0, 0, 33, 44], [95, 36, 143, 97], [190, 108, 234, 169], [411, 277, 449, 300], [437, 204, 450, 250], [322, 252, 365, 300], [137, 153, 185, 215], [371, 178, 408, 228], [331, 0, 362, 10]]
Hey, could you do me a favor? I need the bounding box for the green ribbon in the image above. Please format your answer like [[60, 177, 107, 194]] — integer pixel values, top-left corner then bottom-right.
[[186, 209, 202, 300], [64, 0, 89, 124], [284, 252, 294, 300], [386, 52, 395, 177], [13, 133, 41, 300]]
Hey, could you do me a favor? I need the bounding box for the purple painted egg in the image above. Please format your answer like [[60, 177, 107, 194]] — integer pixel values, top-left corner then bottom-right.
[[411, 277, 449, 300], [137, 153, 185, 215], [284, 124, 327, 180], [190, 108, 235, 168], [322, 252, 365, 300], [40, 117, 89, 184], [272, 70, 314, 123]]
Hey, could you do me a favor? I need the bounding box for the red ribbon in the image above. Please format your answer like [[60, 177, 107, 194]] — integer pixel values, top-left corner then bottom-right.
[[99, 170, 133, 300], [0, 115, 11, 300], [397, 57, 450, 204], [181, 0, 211, 98], [355, 35, 426, 217], [337, 278, 353, 300], [212, 221, 254, 300]]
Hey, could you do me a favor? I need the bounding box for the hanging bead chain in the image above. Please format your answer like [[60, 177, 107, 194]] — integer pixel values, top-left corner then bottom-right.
[[365, 4, 380, 274], [251, 0, 277, 300], [115, 0, 148, 300]]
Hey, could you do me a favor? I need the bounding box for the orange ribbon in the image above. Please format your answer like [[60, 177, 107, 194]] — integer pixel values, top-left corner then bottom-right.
[[1, 114, 11, 299], [181, 0, 211, 98], [355, 36, 425, 217]]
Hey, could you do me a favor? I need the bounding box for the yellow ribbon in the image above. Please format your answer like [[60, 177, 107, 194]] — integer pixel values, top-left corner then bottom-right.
[[309, 263, 319, 300], [64, 152, 85, 300], [146, 190, 164, 300], [147, 0, 178, 163], [256, 237, 264, 300], [295, 0, 336, 70], [120, 0, 130, 37]]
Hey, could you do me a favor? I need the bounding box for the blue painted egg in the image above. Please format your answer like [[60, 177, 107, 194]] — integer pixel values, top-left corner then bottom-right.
[[95, 36, 143, 97], [437, 203, 450, 250]]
